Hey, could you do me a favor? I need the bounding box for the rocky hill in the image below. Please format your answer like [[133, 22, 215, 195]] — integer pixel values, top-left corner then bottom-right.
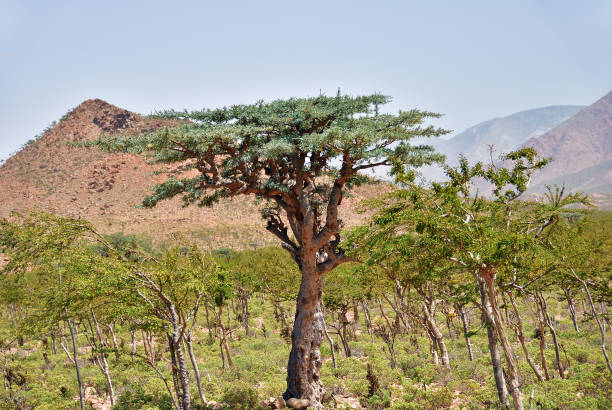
[[0, 99, 387, 248], [418, 105, 584, 183], [523, 91, 612, 194], [436, 105, 584, 166]]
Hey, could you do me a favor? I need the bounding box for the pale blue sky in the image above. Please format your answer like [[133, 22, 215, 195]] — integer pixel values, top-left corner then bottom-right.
[[1, 0, 611, 161]]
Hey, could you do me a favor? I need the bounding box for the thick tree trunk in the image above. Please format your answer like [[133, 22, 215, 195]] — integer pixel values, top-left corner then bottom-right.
[[478, 279, 511, 409], [284, 262, 324, 409]]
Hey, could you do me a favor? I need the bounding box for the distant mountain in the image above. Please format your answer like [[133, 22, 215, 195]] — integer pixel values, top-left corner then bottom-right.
[[416, 105, 584, 182], [524, 91, 612, 194], [435, 105, 585, 166]]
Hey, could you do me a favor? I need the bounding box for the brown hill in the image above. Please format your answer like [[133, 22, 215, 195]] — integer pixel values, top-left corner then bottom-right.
[[0, 99, 386, 248], [524, 90, 612, 194]]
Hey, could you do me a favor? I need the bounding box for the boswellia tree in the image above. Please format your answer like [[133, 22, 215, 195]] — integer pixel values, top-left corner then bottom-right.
[[85, 93, 447, 407]]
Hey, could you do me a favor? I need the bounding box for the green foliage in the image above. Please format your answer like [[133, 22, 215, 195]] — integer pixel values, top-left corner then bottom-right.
[[220, 384, 263, 409], [84, 94, 448, 209], [114, 386, 174, 410]]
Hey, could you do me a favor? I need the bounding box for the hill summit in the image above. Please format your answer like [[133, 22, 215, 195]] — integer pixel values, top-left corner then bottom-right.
[[0, 99, 384, 248], [523, 91, 612, 194]]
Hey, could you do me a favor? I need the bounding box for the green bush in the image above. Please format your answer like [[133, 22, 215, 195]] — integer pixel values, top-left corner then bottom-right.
[[220, 385, 263, 409]]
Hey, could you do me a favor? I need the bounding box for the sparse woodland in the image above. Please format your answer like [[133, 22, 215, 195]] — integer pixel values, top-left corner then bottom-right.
[[0, 95, 610, 409]]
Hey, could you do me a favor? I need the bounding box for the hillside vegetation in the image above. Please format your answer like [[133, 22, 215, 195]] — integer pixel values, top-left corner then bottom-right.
[[0, 95, 610, 410]]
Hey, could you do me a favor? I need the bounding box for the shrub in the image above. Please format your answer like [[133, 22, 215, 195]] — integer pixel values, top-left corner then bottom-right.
[[220, 385, 263, 409]]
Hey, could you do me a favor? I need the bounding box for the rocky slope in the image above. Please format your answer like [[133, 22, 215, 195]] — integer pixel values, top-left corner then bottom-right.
[[436, 105, 584, 166], [0, 99, 387, 248], [523, 91, 612, 194]]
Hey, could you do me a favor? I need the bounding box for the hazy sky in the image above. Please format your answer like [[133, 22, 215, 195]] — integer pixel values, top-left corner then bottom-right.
[[1, 0, 611, 161]]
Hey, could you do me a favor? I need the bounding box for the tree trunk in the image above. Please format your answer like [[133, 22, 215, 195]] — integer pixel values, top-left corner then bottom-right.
[[226, 304, 232, 341], [168, 334, 184, 410], [185, 335, 206, 405], [130, 330, 137, 358], [508, 292, 545, 381], [457, 304, 474, 361], [67, 320, 84, 410], [241, 295, 251, 337], [571, 270, 612, 376], [91, 311, 116, 405], [321, 303, 337, 369], [562, 287, 579, 332], [536, 292, 564, 378], [204, 303, 213, 341], [169, 304, 191, 410], [477, 278, 511, 409], [423, 300, 450, 369], [284, 261, 324, 409], [217, 305, 233, 369], [482, 270, 523, 410], [339, 308, 352, 358], [106, 323, 120, 361], [534, 296, 551, 380], [362, 301, 374, 344], [426, 328, 440, 365]]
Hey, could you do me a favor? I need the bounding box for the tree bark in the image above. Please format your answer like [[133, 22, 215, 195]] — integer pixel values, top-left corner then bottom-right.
[[508, 292, 545, 381], [562, 287, 579, 332], [169, 304, 191, 410], [168, 334, 184, 410], [362, 301, 374, 344], [482, 269, 523, 410], [283, 259, 324, 409], [457, 304, 474, 361], [91, 311, 116, 405], [426, 328, 440, 365], [477, 278, 511, 409], [571, 270, 612, 376], [422, 300, 450, 369], [67, 320, 84, 410], [536, 292, 564, 378], [339, 308, 352, 358], [321, 303, 337, 369], [216, 305, 233, 369], [185, 335, 206, 405], [240, 295, 251, 337], [106, 323, 120, 361], [534, 296, 551, 380]]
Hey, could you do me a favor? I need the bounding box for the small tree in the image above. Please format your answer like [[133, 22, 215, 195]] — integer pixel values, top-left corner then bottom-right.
[[86, 93, 447, 406]]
